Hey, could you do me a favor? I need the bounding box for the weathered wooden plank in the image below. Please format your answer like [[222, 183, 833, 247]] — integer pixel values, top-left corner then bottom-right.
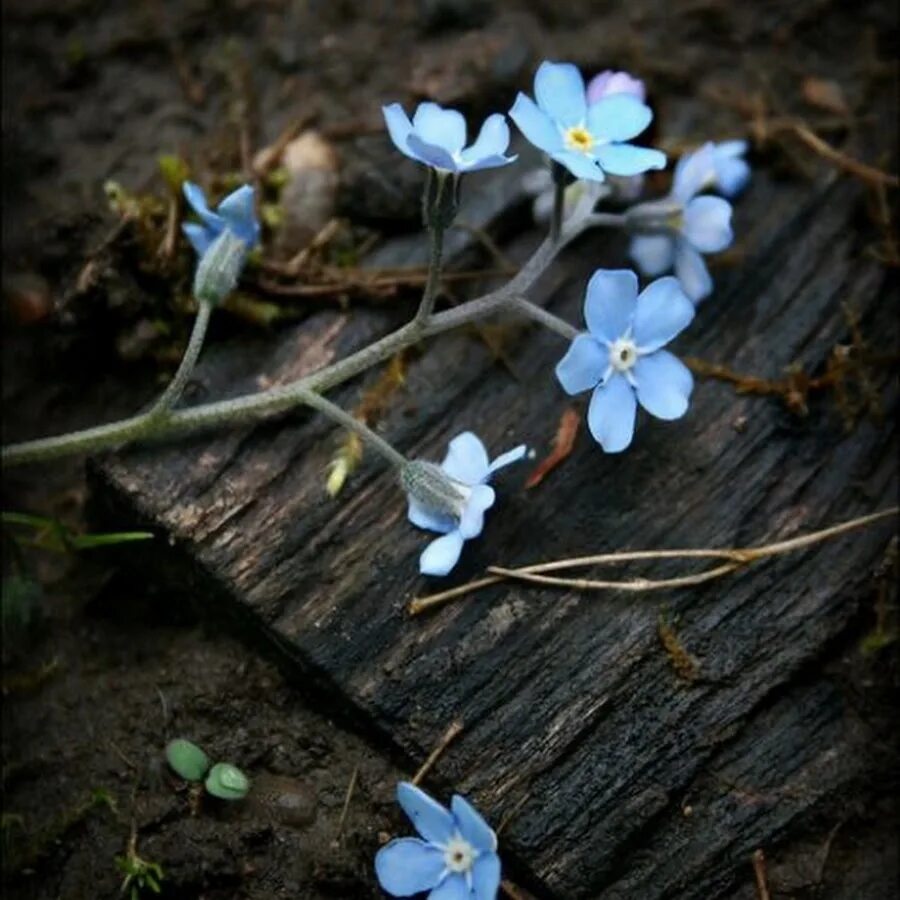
[[92, 142, 897, 896]]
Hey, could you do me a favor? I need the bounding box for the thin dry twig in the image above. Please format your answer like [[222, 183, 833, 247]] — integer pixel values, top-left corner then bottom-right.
[[412, 720, 464, 786], [409, 508, 898, 615], [752, 848, 771, 900], [332, 762, 359, 847]]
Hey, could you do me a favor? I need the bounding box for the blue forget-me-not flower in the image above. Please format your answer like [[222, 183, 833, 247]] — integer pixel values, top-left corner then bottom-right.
[[626, 142, 741, 302], [403, 432, 526, 577], [375, 781, 501, 900], [382, 102, 517, 174], [182, 182, 260, 256], [182, 182, 260, 304], [510, 61, 666, 183], [556, 270, 695, 453]]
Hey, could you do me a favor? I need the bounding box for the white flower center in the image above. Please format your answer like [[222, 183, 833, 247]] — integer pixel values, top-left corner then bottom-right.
[[609, 338, 638, 373], [443, 835, 476, 873]]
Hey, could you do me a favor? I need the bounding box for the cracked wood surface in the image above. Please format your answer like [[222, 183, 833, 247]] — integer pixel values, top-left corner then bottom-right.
[[92, 147, 898, 897]]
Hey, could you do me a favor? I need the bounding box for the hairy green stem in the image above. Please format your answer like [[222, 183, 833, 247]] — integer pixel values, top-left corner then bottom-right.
[[147, 299, 213, 418], [2, 205, 608, 467], [295, 386, 407, 469], [414, 222, 446, 325]]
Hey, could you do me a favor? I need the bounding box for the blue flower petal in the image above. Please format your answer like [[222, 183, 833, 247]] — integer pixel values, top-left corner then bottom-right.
[[632, 276, 695, 352], [593, 143, 666, 176], [509, 93, 562, 154], [534, 61, 586, 127], [182, 222, 216, 256], [458, 485, 495, 540], [442, 432, 491, 485], [375, 838, 445, 896], [461, 114, 510, 163], [584, 269, 639, 342], [428, 875, 468, 900], [633, 350, 693, 420], [420, 531, 465, 576], [672, 143, 715, 203], [682, 196, 733, 252], [383, 103, 418, 161], [587, 94, 653, 142], [217, 185, 259, 247], [458, 152, 518, 173], [397, 782, 456, 843], [451, 795, 498, 852], [408, 498, 456, 535], [472, 853, 502, 900], [713, 153, 750, 196], [407, 133, 458, 171], [551, 150, 605, 182], [183, 182, 219, 226], [717, 139, 748, 158], [488, 444, 527, 476], [556, 334, 609, 395], [674, 241, 713, 302], [587, 375, 636, 453], [413, 102, 467, 155], [630, 234, 675, 276]]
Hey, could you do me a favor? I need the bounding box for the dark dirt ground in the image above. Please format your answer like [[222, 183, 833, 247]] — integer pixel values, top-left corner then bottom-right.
[[1, 0, 898, 898]]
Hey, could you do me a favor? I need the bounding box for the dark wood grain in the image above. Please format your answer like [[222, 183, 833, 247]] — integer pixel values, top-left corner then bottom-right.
[[73, 0, 900, 894], [91, 154, 898, 897]]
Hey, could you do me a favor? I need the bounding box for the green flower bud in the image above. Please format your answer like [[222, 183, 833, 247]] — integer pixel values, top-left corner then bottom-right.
[[205, 762, 250, 801], [193, 229, 248, 305], [165, 739, 210, 782], [422, 168, 460, 231], [400, 459, 469, 521]]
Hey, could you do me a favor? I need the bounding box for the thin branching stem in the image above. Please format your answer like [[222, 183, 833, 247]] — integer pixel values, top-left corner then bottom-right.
[[2, 204, 609, 468], [147, 299, 213, 418]]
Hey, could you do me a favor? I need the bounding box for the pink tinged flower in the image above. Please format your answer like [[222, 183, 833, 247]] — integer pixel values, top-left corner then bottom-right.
[[586, 70, 647, 104]]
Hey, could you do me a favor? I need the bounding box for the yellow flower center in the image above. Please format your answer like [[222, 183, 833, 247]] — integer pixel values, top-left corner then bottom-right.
[[564, 126, 594, 154]]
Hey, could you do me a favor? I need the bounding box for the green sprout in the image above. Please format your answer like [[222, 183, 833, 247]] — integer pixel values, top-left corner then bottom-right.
[[116, 834, 164, 900], [204, 763, 250, 801], [1, 512, 153, 554], [165, 739, 210, 782]]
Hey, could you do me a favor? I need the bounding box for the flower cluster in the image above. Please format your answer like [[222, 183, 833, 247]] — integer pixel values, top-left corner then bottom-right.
[[381, 60, 749, 579]]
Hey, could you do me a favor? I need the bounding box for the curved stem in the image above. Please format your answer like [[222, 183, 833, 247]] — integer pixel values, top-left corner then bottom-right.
[[549, 161, 566, 243], [295, 386, 407, 470], [147, 299, 213, 418], [510, 297, 579, 340], [2, 205, 601, 467], [414, 222, 446, 325]]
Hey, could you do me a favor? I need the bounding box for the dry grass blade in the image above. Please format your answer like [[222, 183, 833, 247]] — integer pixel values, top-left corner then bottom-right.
[[409, 508, 898, 614]]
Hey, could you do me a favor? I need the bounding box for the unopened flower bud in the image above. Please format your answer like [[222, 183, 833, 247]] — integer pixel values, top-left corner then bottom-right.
[[399, 459, 469, 520], [193, 229, 248, 304]]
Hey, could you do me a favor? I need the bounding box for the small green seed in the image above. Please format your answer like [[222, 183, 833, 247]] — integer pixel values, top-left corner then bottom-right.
[[165, 739, 210, 782], [205, 763, 250, 801]]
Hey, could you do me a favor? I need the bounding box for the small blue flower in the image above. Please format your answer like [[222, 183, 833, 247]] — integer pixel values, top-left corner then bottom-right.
[[509, 61, 666, 183], [556, 270, 695, 453], [407, 432, 526, 577], [182, 182, 260, 257], [375, 782, 501, 900], [382, 102, 517, 174], [628, 143, 735, 302]]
